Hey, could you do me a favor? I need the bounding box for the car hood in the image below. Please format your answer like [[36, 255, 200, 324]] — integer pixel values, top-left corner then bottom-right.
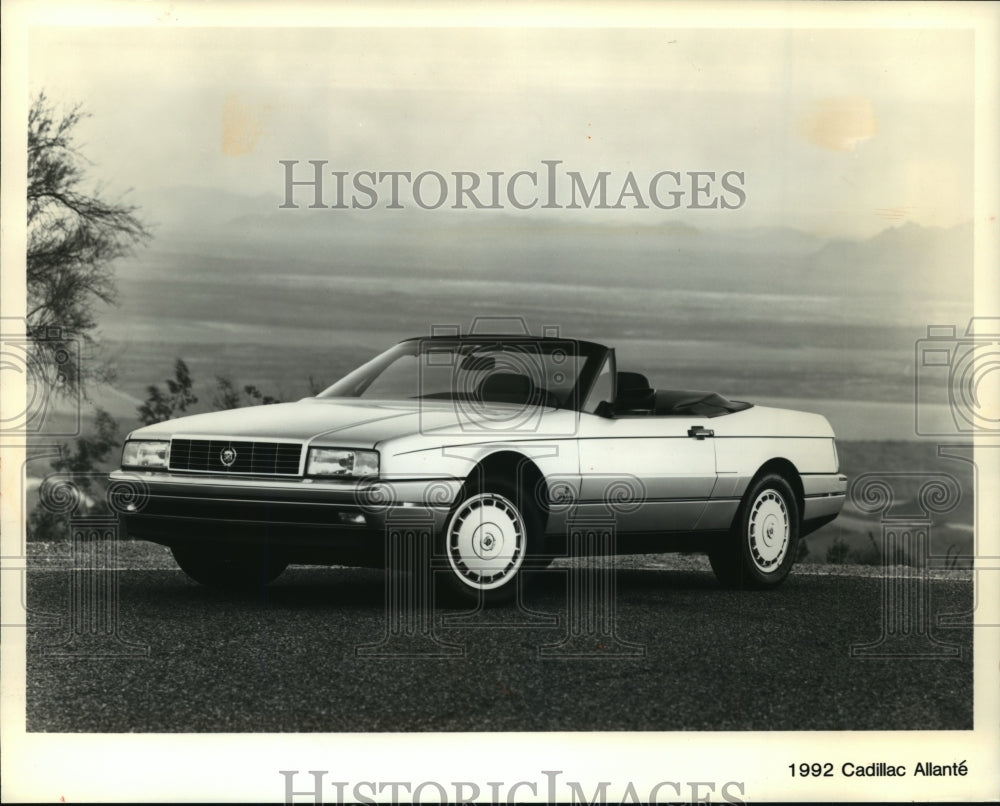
[[127, 398, 528, 447]]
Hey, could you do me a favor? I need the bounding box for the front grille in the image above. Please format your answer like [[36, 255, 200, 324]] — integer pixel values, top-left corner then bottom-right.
[[169, 438, 303, 476]]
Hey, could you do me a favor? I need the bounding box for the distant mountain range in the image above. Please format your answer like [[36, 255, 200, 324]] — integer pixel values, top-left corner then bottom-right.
[[810, 220, 973, 298], [130, 184, 973, 305]]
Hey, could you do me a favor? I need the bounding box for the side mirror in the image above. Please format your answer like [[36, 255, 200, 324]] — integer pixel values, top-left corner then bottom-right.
[[594, 400, 616, 419]]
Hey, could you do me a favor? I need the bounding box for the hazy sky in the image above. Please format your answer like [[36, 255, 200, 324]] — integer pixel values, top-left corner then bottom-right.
[[29, 26, 974, 238]]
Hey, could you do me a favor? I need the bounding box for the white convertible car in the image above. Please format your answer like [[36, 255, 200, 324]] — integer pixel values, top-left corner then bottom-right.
[[110, 335, 846, 603]]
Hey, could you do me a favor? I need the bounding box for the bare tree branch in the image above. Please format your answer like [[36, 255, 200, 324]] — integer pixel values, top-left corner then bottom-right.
[[27, 91, 151, 396]]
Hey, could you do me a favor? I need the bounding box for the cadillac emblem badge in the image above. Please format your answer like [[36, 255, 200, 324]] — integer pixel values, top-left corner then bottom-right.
[[219, 446, 238, 467]]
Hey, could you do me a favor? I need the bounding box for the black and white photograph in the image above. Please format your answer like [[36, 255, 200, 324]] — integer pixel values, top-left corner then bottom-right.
[[2, 1, 998, 802]]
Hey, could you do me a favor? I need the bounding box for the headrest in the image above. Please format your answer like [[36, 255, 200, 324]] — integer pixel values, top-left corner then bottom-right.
[[616, 371, 652, 395]]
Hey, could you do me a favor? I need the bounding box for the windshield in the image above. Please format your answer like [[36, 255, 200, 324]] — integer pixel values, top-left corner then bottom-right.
[[319, 339, 608, 411]]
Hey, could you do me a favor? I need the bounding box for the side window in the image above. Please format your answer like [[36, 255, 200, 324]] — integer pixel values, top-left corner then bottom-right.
[[583, 356, 613, 414]]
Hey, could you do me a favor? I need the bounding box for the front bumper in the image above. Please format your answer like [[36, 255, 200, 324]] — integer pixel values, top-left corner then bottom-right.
[[109, 470, 461, 564]]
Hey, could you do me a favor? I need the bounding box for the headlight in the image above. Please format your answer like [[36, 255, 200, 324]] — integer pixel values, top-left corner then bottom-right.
[[306, 447, 379, 478], [122, 440, 170, 470]]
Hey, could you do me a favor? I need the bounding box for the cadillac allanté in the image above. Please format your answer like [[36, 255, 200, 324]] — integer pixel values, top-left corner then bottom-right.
[[110, 335, 847, 604]]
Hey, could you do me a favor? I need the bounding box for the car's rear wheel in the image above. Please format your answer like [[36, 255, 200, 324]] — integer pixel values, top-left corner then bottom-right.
[[171, 545, 288, 591], [439, 477, 539, 606], [709, 473, 799, 590]]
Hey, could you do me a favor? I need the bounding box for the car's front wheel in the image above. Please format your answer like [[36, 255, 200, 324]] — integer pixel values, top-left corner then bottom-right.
[[709, 473, 799, 590], [439, 478, 538, 606], [171, 545, 288, 591]]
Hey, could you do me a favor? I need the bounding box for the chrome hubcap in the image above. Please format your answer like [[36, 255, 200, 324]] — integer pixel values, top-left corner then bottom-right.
[[447, 492, 525, 590], [748, 490, 789, 572]]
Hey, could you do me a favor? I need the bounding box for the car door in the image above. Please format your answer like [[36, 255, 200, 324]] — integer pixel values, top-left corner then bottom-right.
[[575, 356, 718, 532]]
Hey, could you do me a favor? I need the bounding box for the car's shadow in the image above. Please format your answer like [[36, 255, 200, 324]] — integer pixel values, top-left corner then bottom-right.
[[137, 564, 726, 613]]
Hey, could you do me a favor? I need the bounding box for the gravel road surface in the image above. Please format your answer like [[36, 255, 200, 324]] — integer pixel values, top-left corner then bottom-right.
[[25, 545, 973, 733]]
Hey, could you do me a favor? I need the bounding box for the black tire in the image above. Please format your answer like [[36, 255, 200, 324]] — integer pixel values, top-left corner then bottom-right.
[[709, 473, 799, 590], [437, 476, 542, 607], [171, 545, 287, 591]]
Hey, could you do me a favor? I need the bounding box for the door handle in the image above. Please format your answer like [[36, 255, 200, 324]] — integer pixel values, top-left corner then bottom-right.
[[687, 425, 714, 440]]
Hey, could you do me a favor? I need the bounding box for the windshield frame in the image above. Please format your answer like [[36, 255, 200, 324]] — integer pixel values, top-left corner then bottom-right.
[[318, 337, 612, 412]]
